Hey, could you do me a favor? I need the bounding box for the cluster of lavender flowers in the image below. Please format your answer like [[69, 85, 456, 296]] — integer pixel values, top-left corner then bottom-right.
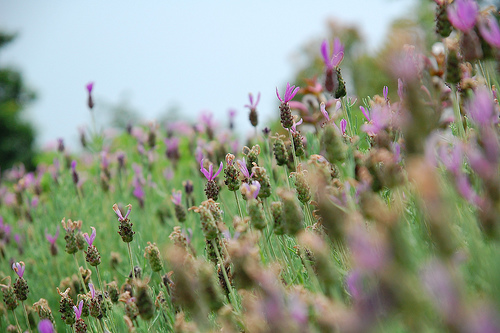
[[1, 1, 500, 331]]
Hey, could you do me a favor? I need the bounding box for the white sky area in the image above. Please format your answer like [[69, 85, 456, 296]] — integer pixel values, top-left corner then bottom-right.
[[0, 0, 415, 151]]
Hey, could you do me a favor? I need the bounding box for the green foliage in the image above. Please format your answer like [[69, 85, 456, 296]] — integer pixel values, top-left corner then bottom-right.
[[0, 32, 37, 171]]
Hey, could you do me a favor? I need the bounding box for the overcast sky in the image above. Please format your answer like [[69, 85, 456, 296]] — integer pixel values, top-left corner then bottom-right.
[[0, 0, 415, 150]]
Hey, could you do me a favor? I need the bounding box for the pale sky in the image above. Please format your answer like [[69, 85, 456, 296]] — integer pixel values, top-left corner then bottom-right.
[[0, 0, 415, 150]]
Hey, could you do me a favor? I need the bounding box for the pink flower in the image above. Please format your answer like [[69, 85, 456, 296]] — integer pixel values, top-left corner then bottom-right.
[[240, 181, 260, 200], [83, 226, 96, 247], [73, 300, 84, 320], [479, 15, 500, 48], [112, 203, 132, 222], [276, 82, 300, 104], [12, 261, 25, 278], [244, 92, 261, 111], [447, 0, 478, 32], [45, 226, 60, 245], [200, 159, 223, 181], [340, 119, 347, 135], [171, 189, 182, 205], [236, 158, 253, 178], [89, 283, 96, 298], [38, 319, 55, 333], [320, 38, 344, 69], [86, 82, 94, 93]]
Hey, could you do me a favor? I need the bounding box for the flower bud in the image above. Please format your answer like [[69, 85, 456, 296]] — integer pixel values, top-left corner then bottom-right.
[[144, 242, 163, 273]]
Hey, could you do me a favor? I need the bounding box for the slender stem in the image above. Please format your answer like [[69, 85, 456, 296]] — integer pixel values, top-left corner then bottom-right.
[[22, 302, 32, 333], [127, 242, 134, 278], [451, 86, 466, 139], [73, 253, 88, 294], [12, 309, 21, 333], [211, 239, 239, 312], [234, 191, 243, 220], [95, 266, 104, 291], [288, 131, 299, 171]]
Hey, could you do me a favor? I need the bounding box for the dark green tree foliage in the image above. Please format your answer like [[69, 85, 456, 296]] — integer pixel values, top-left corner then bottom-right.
[[0, 32, 37, 171]]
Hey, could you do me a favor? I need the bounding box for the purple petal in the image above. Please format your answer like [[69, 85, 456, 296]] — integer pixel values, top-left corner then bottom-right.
[[255, 92, 261, 106], [383, 86, 389, 100], [480, 15, 500, 48], [90, 226, 96, 245], [213, 161, 224, 179], [360, 106, 371, 122], [320, 103, 330, 121], [86, 82, 94, 93], [320, 39, 331, 68], [83, 233, 91, 246], [248, 93, 254, 106], [199, 159, 210, 179], [288, 86, 300, 102], [340, 119, 347, 135], [89, 283, 95, 298], [276, 87, 283, 103], [38, 319, 55, 333], [208, 163, 214, 180]]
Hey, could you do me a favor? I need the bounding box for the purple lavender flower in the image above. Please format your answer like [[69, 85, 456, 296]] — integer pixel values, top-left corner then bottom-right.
[[12, 261, 25, 278], [479, 15, 500, 48], [466, 86, 499, 127], [360, 106, 371, 122], [171, 189, 182, 205], [73, 300, 84, 320], [83, 227, 96, 247], [320, 38, 345, 69], [46, 226, 60, 245], [447, 0, 478, 32], [286, 117, 303, 134], [340, 118, 347, 135], [199, 159, 223, 181], [164, 137, 180, 160], [86, 82, 94, 94], [133, 185, 145, 207], [241, 181, 261, 200], [244, 92, 261, 111], [112, 203, 132, 222], [89, 283, 96, 299], [276, 82, 300, 104], [236, 158, 253, 178], [361, 104, 392, 135], [86, 82, 95, 109], [38, 319, 55, 333]]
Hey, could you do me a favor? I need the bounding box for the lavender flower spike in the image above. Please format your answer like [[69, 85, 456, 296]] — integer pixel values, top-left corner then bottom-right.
[[447, 0, 478, 32], [73, 300, 84, 320], [320, 38, 344, 69], [276, 82, 300, 104], [200, 159, 223, 181], [83, 226, 96, 247], [113, 203, 132, 222], [12, 261, 25, 278]]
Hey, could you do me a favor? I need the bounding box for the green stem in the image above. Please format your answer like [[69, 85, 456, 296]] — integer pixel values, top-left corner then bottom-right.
[[95, 266, 104, 292], [73, 253, 88, 294], [22, 302, 32, 333], [12, 309, 21, 333], [127, 242, 134, 278], [288, 131, 299, 171], [234, 191, 243, 220], [211, 239, 240, 313], [451, 86, 466, 139]]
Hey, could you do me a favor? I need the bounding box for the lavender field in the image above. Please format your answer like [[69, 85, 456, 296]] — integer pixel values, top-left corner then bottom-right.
[[2, 0, 500, 332]]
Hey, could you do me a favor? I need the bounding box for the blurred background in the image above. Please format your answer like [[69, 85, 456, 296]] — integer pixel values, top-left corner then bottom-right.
[[0, 0, 419, 170]]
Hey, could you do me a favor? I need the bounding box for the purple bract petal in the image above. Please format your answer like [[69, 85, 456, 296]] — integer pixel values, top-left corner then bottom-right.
[[86, 82, 94, 93], [38, 319, 55, 333], [447, 0, 478, 32]]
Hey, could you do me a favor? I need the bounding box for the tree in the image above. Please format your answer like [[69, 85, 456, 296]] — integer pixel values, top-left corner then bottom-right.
[[0, 32, 37, 171]]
